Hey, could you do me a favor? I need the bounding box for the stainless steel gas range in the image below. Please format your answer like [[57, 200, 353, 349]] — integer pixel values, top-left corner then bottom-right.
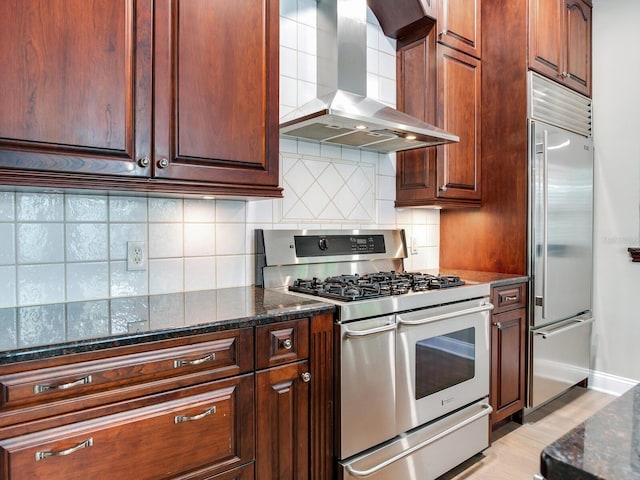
[[256, 229, 493, 480]]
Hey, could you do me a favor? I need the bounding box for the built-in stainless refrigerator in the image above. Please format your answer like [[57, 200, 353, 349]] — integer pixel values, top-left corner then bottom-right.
[[527, 72, 594, 410]]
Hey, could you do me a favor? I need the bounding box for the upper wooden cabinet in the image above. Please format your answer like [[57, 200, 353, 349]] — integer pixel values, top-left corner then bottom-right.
[[396, 30, 482, 208], [529, 0, 592, 96], [437, 0, 481, 58], [0, 0, 281, 198]]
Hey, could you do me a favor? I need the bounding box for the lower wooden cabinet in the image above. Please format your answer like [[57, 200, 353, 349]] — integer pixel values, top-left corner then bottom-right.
[[0, 312, 334, 480], [256, 361, 310, 480], [490, 283, 527, 429], [0, 375, 254, 480]]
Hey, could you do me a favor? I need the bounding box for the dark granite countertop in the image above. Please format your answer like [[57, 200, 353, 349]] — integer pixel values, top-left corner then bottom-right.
[[541, 383, 640, 479], [438, 269, 529, 287], [0, 287, 334, 365]]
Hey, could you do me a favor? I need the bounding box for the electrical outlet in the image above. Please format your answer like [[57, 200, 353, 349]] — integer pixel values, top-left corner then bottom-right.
[[127, 241, 147, 271], [410, 236, 418, 255]]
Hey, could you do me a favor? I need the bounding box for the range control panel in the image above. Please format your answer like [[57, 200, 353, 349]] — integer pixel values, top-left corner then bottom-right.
[[294, 234, 386, 257]]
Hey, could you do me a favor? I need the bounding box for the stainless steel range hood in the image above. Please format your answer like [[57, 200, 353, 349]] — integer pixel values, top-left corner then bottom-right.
[[280, 0, 459, 153]]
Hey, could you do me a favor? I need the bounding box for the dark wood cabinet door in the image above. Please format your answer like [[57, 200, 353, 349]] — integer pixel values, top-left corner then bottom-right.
[[437, 0, 481, 58], [529, 0, 591, 96], [435, 45, 481, 203], [0, 0, 152, 177], [491, 307, 526, 426], [395, 32, 439, 207], [563, 0, 591, 96], [256, 361, 310, 480], [153, 0, 279, 187], [529, 0, 563, 81]]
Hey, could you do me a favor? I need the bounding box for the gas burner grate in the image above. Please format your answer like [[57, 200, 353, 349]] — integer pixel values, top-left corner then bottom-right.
[[289, 272, 465, 301]]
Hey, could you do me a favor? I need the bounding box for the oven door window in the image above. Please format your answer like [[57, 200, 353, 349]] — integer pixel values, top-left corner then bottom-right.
[[415, 327, 475, 400]]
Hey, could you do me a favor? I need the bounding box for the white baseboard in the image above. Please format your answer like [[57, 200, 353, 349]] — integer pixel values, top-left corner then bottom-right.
[[588, 370, 638, 396]]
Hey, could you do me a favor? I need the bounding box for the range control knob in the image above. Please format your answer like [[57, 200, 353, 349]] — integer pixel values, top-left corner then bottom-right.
[[318, 238, 328, 251]]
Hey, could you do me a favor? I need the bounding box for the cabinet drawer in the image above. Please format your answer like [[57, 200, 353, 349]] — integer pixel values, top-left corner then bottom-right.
[[0, 375, 254, 480], [491, 283, 527, 314], [256, 320, 309, 369], [0, 328, 253, 412]]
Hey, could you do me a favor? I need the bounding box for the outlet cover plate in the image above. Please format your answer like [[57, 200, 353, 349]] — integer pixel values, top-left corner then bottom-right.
[[127, 241, 147, 271]]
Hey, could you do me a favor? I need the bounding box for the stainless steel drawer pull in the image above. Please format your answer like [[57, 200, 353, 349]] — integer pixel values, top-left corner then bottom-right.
[[36, 438, 93, 461], [173, 353, 216, 368], [282, 339, 293, 350], [174, 405, 217, 424], [34, 375, 93, 394], [502, 295, 518, 301]]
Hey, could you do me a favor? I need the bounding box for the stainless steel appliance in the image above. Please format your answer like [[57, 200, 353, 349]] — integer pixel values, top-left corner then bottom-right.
[[279, 0, 459, 153], [256, 229, 493, 480], [527, 72, 595, 410]]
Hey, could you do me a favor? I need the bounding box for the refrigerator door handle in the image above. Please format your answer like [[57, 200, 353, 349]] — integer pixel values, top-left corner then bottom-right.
[[541, 129, 549, 320], [535, 317, 594, 339]]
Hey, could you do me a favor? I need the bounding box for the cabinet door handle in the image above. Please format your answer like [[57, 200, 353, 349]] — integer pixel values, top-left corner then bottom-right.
[[173, 352, 216, 368], [137, 156, 150, 167], [502, 295, 518, 302], [34, 375, 93, 394], [493, 322, 503, 329], [301, 372, 311, 383], [174, 405, 217, 424], [282, 338, 293, 350], [36, 438, 93, 461], [157, 158, 169, 168]]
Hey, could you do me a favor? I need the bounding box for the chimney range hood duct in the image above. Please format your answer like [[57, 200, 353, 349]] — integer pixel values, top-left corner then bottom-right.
[[279, 0, 459, 153]]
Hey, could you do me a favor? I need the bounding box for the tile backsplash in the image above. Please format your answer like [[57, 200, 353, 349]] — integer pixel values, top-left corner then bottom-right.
[[0, 2, 441, 347]]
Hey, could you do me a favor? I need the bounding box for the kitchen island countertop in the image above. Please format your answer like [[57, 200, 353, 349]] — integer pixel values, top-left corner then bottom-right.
[[0, 287, 334, 365], [540, 383, 640, 479]]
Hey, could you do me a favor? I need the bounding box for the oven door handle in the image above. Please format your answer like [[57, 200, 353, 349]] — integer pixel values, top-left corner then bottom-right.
[[397, 303, 494, 326], [344, 403, 493, 477], [343, 322, 396, 337]]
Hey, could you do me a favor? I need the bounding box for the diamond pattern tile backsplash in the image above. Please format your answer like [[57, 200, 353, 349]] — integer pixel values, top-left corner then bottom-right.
[[0, 2, 441, 349]]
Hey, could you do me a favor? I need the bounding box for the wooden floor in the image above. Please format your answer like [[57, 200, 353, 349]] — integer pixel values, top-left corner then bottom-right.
[[438, 387, 616, 480]]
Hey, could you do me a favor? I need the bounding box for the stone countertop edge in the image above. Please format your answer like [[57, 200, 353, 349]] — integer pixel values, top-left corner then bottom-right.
[[439, 269, 529, 287], [540, 383, 640, 480], [0, 290, 335, 366]]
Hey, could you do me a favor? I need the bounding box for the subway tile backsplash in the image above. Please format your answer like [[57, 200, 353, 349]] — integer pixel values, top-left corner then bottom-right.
[[0, 3, 442, 349]]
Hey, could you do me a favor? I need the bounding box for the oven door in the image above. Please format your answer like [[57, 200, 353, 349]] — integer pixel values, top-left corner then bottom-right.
[[396, 298, 492, 433]]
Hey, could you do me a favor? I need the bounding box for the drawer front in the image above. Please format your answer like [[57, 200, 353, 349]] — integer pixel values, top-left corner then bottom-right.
[[0, 328, 253, 411], [256, 319, 309, 369], [0, 375, 254, 480], [491, 283, 527, 314]]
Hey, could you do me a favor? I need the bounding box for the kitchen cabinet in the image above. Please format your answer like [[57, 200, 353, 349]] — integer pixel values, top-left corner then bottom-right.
[[256, 361, 310, 480], [0, 376, 255, 480], [0, 329, 255, 479], [437, 0, 481, 59], [255, 314, 334, 480], [0, 0, 281, 198], [529, 0, 592, 96], [395, 27, 482, 208], [0, 311, 334, 480], [490, 283, 527, 429]]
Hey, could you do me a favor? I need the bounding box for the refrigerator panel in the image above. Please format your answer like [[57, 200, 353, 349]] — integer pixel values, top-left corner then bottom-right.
[[529, 315, 593, 409], [531, 121, 593, 328]]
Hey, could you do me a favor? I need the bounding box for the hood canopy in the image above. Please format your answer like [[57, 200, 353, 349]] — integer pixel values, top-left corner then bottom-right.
[[280, 0, 458, 153]]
